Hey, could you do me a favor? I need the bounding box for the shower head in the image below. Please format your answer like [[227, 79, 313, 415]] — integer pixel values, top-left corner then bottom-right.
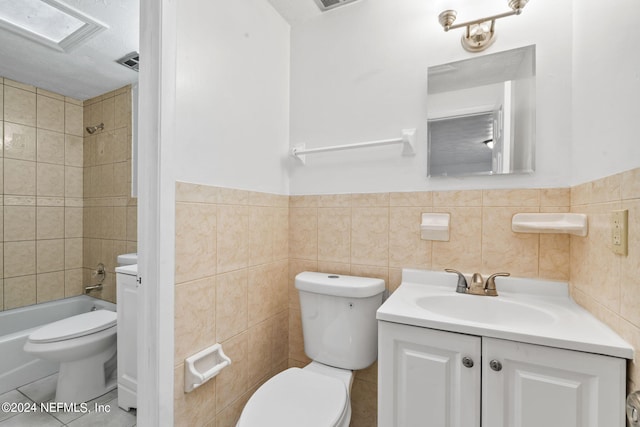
[[86, 123, 104, 134]]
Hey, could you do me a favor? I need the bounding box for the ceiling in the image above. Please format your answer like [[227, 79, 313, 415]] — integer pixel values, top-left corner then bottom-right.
[[0, 0, 326, 101], [0, 0, 139, 100], [266, 0, 322, 26]]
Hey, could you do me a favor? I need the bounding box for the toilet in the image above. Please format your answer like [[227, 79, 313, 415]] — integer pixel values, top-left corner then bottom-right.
[[237, 272, 385, 427], [23, 309, 117, 403]]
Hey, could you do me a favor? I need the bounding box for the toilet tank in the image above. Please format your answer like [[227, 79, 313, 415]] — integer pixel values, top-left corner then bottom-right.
[[295, 272, 385, 370], [117, 253, 137, 267]]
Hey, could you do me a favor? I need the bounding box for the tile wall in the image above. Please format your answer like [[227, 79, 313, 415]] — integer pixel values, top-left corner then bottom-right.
[[174, 171, 639, 427], [0, 78, 136, 311], [82, 87, 137, 303], [174, 182, 289, 427], [570, 167, 640, 392], [288, 187, 572, 426], [0, 77, 84, 310]]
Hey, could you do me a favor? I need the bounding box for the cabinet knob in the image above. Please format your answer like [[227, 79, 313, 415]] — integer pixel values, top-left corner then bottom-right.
[[462, 357, 474, 368], [489, 359, 503, 371]]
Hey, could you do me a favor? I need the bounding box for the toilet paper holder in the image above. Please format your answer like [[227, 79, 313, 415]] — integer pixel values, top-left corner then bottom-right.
[[184, 343, 231, 393]]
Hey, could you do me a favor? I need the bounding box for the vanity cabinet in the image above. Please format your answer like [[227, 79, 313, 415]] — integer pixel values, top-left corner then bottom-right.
[[378, 321, 626, 427]]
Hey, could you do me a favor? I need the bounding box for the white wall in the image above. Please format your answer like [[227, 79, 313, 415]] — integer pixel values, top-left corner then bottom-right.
[[175, 0, 290, 194], [289, 0, 573, 194], [571, 0, 640, 186]]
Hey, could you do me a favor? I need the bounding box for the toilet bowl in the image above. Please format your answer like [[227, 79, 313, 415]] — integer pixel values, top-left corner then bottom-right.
[[237, 272, 385, 427], [23, 309, 117, 403], [237, 362, 352, 427]]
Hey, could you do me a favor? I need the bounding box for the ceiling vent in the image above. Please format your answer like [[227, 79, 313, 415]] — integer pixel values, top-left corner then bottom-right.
[[313, 0, 360, 12], [116, 52, 139, 72]]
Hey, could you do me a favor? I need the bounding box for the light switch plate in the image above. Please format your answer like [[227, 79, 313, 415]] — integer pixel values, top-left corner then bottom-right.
[[611, 210, 628, 256]]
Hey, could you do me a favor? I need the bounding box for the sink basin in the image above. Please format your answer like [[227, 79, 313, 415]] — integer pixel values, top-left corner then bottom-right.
[[415, 294, 557, 325]]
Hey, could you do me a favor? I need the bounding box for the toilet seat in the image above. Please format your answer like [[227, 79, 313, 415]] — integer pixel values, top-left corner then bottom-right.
[[29, 310, 117, 343], [238, 368, 348, 427]]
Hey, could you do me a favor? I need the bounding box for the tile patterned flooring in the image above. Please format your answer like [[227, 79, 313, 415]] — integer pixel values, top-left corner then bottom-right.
[[0, 374, 136, 426]]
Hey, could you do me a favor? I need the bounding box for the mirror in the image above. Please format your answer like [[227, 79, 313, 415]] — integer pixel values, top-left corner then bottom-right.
[[427, 45, 535, 177]]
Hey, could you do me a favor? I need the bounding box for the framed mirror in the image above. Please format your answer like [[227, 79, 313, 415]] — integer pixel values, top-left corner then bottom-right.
[[427, 45, 535, 177]]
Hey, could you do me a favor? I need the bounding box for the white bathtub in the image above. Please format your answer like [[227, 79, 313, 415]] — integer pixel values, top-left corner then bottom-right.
[[0, 295, 116, 394]]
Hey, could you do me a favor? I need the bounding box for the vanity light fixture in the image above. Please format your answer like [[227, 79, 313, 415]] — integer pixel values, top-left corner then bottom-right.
[[438, 0, 530, 52]]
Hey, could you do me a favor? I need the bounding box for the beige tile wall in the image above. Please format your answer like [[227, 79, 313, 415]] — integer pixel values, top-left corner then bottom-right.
[[570, 167, 640, 393], [174, 174, 639, 426], [174, 182, 289, 427], [288, 187, 572, 426], [1, 77, 84, 310], [82, 86, 137, 303]]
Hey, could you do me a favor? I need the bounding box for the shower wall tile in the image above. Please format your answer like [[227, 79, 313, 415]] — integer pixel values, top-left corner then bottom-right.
[[0, 82, 134, 310], [4, 241, 36, 277], [64, 135, 83, 167], [4, 275, 36, 310], [4, 123, 36, 161], [4, 206, 35, 241], [36, 88, 63, 101], [37, 163, 65, 197], [37, 239, 64, 273], [65, 102, 83, 137], [36, 94, 64, 133], [81, 86, 136, 304], [36, 129, 65, 164], [36, 271, 65, 304], [4, 159, 36, 195], [36, 206, 65, 239], [4, 78, 35, 92], [4, 85, 36, 126]]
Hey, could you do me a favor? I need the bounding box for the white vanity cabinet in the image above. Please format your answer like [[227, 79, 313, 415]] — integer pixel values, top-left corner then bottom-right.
[[379, 321, 626, 427]]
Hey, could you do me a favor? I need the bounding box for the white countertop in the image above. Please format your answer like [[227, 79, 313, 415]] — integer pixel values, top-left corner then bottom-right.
[[376, 269, 634, 359]]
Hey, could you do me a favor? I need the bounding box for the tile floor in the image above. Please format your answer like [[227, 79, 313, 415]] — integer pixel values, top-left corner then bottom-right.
[[0, 374, 136, 426]]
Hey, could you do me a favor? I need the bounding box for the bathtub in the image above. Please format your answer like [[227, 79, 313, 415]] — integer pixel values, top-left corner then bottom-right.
[[0, 295, 116, 394]]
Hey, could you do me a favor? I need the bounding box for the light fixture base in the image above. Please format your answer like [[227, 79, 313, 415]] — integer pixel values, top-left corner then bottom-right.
[[461, 23, 496, 52]]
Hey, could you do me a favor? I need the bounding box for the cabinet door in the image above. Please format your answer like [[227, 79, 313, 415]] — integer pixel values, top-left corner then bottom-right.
[[379, 321, 481, 427], [483, 337, 626, 427]]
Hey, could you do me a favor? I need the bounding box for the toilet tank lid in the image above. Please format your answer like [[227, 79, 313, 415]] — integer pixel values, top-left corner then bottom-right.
[[295, 272, 385, 298], [117, 253, 137, 266]]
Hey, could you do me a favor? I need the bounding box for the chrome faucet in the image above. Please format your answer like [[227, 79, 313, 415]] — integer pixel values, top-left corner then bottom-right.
[[85, 263, 106, 294], [445, 269, 510, 296], [445, 269, 469, 294], [85, 284, 103, 294]]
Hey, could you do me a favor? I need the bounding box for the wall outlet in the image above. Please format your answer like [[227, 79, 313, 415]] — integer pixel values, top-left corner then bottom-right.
[[611, 210, 628, 256]]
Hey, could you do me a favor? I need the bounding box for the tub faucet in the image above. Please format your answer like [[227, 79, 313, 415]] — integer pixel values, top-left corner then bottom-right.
[[85, 284, 103, 294], [445, 269, 468, 294]]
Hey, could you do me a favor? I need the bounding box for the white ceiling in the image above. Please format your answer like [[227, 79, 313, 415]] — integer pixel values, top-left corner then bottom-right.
[[0, 0, 326, 101], [266, 0, 322, 26], [0, 0, 139, 100]]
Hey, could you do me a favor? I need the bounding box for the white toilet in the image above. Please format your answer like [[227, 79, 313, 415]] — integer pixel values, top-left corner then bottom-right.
[[23, 309, 117, 403], [237, 272, 385, 427]]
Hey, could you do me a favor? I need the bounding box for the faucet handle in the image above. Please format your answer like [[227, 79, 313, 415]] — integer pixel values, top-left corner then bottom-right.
[[485, 272, 510, 296], [445, 269, 468, 294]]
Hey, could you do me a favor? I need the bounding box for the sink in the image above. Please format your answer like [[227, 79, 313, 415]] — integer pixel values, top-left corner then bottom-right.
[[376, 269, 635, 359], [415, 294, 557, 325]]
